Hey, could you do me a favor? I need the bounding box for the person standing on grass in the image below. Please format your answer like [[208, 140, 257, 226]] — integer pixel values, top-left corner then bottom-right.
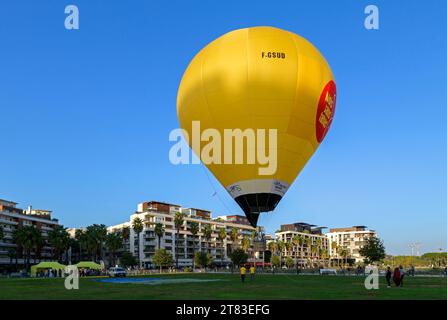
[[399, 265, 405, 287], [385, 266, 392, 288], [240, 265, 246, 283], [393, 267, 401, 287], [250, 265, 255, 281]]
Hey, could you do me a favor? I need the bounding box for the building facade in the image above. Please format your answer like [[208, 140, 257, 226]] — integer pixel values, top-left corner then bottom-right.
[[107, 201, 263, 268], [274, 223, 330, 267], [326, 226, 377, 263], [0, 199, 61, 268], [274, 223, 377, 265]]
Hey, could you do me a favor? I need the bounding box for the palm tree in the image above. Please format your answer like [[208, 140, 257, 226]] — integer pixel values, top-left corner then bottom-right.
[[276, 240, 285, 267], [321, 248, 328, 267], [0, 226, 4, 242], [13, 226, 42, 271], [174, 212, 185, 269], [230, 227, 239, 250], [292, 235, 300, 268], [217, 228, 227, 267], [105, 232, 123, 266], [74, 229, 85, 262], [189, 222, 199, 270], [311, 245, 318, 267], [47, 225, 70, 262], [242, 236, 250, 253], [154, 223, 165, 249], [121, 226, 130, 242], [331, 241, 338, 267], [132, 218, 144, 267], [7, 249, 16, 270], [202, 224, 212, 255], [337, 246, 344, 268], [305, 237, 312, 267], [267, 241, 277, 255], [316, 238, 322, 265], [341, 249, 349, 268]]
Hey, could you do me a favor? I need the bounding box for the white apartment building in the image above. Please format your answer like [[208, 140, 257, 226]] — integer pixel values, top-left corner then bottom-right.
[[108, 201, 262, 268], [0, 199, 60, 268], [326, 226, 376, 263], [274, 223, 330, 266]]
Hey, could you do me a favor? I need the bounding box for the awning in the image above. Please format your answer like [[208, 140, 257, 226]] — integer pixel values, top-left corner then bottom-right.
[[75, 261, 102, 270], [30, 261, 66, 277]]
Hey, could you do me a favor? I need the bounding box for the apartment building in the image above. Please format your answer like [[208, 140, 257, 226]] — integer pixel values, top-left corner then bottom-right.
[[274, 222, 330, 266], [107, 201, 263, 268], [0, 199, 61, 268], [326, 226, 376, 263]]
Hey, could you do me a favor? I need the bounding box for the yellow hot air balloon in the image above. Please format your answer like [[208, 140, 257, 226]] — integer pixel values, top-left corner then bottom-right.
[[177, 26, 336, 227]]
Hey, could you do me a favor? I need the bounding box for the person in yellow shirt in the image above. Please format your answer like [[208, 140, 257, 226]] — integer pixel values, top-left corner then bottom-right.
[[240, 265, 246, 283], [250, 265, 255, 281]]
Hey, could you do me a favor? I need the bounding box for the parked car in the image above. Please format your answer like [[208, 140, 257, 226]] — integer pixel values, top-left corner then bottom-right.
[[108, 267, 126, 277]]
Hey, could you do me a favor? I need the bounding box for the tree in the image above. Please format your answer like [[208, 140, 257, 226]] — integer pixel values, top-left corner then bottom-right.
[[292, 235, 300, 268], [202, 224, 212, 255], [311, 245, 318, 267], [0, 226, 4, 241], [194, 251, 213, 271], [276, 240, 285, 267], [305, 238, 312, 267], [13, 226, 43, 270], [132, 218, 144, 267], [84, 224, 107, 262], [267, 241, 277, 255], [250, 230, 258, 267], [154, 223, 165, 249], [242, 236, 251, 253], [321, 248, 328, 267], [47, 225, 70, 262], [359, 236, 386, 265], [121, 227, 130, 242], [271, 255, 281, 269], [153, 249, 173, 273], [286, 256, 294, 269], [189, 222, 200, 270], [331, 241, 338, 267], [7, 249, 16, 271], [229, 248, 248, 269], [316, 238, 322, 262], [74, 229, 85, 261], [174, 212, 185, 269], [105, 232, 123, 267], [230, 227, 239, 250], [120, 251, 137, 268], [217, 228, 227, 267]]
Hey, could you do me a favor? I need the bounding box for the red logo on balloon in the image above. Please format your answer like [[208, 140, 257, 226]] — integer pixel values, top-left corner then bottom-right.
[[316, 80, 337, 143]]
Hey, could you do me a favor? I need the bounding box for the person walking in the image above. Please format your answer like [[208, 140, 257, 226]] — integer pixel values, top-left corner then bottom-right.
[[240, 265, 246, 283], [250, 265, 255, 281], [385, 266, 392, 288]]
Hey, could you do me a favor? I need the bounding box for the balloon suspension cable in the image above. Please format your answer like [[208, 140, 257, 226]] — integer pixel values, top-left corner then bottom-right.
[[200, 164, 232, 215]]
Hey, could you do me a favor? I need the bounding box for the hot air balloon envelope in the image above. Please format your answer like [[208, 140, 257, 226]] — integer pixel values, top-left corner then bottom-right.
[[177, 26, 336, 227]]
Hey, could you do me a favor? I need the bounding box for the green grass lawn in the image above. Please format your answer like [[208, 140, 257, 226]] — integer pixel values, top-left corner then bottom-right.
[[1, 273, 447, 300]]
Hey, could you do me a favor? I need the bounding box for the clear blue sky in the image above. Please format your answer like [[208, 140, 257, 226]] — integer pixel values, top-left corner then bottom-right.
[[1, 1, 446, 255]]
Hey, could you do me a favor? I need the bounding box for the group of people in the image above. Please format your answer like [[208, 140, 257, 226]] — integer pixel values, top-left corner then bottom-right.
[[36, 269, 63, 278], [239, 265, 256, 283], [385, 265, 410, 287]]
